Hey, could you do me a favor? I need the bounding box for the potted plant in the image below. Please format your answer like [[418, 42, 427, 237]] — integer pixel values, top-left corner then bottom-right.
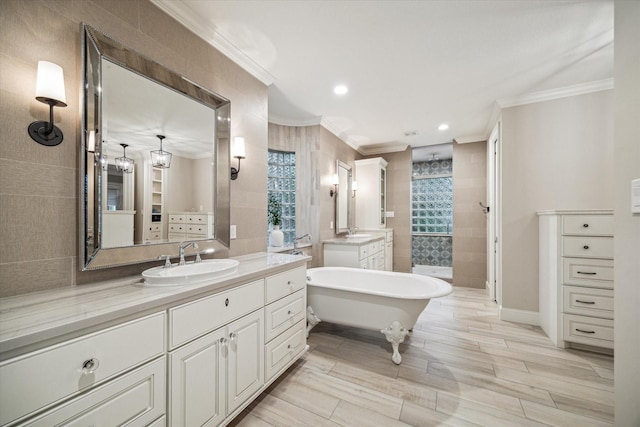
[[268, 193, 284, 246]]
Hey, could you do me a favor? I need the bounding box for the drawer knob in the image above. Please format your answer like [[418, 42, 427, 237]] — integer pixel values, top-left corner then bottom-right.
[[575, 328, 596, 334], [287, 310, 292, 316], [577, 271, 597, 275], [576, 300, 596, 305], [225, 298, 229, 307], [583, 245, 590, 250], [287, 344, 292, 350], [81, 358, 100, 375], [583, 223, 589, 228]]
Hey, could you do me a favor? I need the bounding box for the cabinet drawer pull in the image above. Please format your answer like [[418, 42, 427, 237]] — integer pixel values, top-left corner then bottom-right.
[[577, 271, 597, 275], [225, 298, 229, 307], [583, 223, 589, 228], [575, 328, 595, 334], [575, 300, 596, 305], [81, 358, 100, 375], [287, 310, 292, 316], [583, 245, 590, 250]]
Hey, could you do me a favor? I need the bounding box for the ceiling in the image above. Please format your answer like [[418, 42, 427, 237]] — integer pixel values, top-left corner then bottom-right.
[[152, 0, 613, 153]]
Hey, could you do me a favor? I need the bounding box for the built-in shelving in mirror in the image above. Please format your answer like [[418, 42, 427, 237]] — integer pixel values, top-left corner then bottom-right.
[[81, 23, 231, 270]]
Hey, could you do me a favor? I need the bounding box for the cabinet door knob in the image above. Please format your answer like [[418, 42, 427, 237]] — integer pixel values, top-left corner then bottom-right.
[[229, 332, 236, 341], [583, 245, 590, 250], [583, 223, 589, 228], [81, 358, 100, 375], [225, 298, 229, 307]]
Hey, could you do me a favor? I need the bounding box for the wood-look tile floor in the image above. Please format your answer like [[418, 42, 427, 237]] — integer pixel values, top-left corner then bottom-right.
[[230, 287, 614, 426]]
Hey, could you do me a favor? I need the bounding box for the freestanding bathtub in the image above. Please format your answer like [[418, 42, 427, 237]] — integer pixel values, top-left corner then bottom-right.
[[306, 267, 452, 364]]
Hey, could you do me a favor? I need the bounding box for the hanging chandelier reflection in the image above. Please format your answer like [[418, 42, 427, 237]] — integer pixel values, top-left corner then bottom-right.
[[150, 134, 172, 168], [115, 143, 134, 173]]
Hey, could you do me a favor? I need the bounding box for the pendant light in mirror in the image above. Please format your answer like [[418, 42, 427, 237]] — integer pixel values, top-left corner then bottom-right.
[[115, 143, 134, 173], [150, 134, 172, 168]]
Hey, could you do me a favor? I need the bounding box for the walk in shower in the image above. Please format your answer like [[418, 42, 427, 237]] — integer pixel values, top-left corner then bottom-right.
[[411, 144, 453, 280]]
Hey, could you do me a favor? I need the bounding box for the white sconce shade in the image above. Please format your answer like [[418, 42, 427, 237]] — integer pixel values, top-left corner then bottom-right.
[[351, 181, 358, 191], [35, 61, 67, 106], [87, 130, 96, 152], [231, 137, 246, 180], [332, 174, 340, 186], [28, 61, 67, 146], [233, 137, 246, 158]]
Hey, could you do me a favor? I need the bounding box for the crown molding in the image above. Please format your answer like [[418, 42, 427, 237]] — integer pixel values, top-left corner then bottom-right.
[[497, 78, 614, 109], [319, 117, 361, 152], [268, 114, 321, 127], [454, 135, 487, 144], [151, 0, 275, 86], [358, 143, 409, 156]]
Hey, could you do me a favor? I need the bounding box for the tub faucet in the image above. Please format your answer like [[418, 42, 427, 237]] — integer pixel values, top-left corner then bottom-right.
[[291, 234, 311, 255], [178, 241, 199, 266]]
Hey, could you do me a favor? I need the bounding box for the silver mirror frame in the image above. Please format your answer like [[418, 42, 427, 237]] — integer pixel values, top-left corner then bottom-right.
[[80, 23, 231, 270], [335, 160, 352, 235]]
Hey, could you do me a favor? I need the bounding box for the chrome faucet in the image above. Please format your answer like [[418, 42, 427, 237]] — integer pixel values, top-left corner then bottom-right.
[[178, 241, 198, 266], [291, 234, 311, 255], [348, 226, 358, 235]]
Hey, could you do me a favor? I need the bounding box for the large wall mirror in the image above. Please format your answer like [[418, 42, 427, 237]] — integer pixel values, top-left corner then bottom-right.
[[335, 160, 353, 235], [81, 24, 231, 270]]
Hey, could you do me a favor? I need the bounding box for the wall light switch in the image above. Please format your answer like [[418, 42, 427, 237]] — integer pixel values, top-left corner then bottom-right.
[[386, 211, 395, 218], [230, 225, 237, 239], [330, 221, 334, 229]]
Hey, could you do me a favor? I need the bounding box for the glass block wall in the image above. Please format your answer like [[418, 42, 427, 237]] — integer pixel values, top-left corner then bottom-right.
[[411, 159, 453, 267], [267, 150, 296, 245]]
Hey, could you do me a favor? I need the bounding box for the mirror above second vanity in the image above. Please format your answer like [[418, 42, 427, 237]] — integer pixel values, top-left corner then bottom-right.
[[335, 160, 353, 235], [81, 24, 231, 270]]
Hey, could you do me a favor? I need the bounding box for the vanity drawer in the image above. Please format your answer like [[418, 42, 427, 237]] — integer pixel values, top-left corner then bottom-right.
[[169, 280, 264, 349], [264, 319, 306, 382], [563, 215, 613, 236], [20, 357, 165, 427], [563, 286, 613, 319], [563, 314, 613, 348], [359, 245, 369, 260], [0, 312, 166, 426], [169, 223, 186, 233], [187, 224, 207, 235], [368, 240, 381, 254], [169, 214, 186, 223], [187, 214, 208, 224], [265, 290, 306, 342], [265, 266, 306, 304], [563, 258, 613, 288], [562, 236, 613, 259]]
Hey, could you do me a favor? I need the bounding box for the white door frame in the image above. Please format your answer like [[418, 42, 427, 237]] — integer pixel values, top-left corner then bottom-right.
[[487, 120, 502, 305]]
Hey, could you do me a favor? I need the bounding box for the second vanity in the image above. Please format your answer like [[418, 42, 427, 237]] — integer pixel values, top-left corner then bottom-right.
[[323, 234, 387, 270], [0, 253, 309, 427]]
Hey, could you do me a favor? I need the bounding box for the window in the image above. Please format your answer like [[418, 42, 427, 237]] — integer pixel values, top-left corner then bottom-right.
[[411, 159, 453, 234], [267, 150, 296, 245]]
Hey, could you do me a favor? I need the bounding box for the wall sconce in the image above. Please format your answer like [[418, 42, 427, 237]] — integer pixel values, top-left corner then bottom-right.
[[28, 61, 67, 146], [115, 143, 134, 173], [151, 134, 172, 168], [98, 140, 109, 171], [351, 181, 358, 198], [231, 137, 245, 180], [329, 173, 339, 197]]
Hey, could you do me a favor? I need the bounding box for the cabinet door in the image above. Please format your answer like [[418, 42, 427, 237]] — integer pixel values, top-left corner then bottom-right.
[[227, 310, 264, 414], [169, 328, 226, 427]]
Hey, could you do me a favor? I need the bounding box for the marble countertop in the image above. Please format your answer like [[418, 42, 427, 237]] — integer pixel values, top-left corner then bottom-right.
[[0, 252, 310, 360], [323, 235, 385, 245]]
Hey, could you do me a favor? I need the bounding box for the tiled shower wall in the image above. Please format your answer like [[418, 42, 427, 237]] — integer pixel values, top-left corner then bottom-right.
[[411, 159, 453, 267]]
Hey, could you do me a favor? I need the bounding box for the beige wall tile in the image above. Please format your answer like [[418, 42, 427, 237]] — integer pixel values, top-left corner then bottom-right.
[[0, 258, 73, 298]]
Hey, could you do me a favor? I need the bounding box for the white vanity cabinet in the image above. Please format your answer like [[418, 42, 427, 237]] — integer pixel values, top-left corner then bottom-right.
[[0, 255, 308, 427], [168, 280, 265, 426], [355, 157, 388, 229], [0, 312, 166, 426], [323, 237, 385, 270], [538, 210, 614, 350]]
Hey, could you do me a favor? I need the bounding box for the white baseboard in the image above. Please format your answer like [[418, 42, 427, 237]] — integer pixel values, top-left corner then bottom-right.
[[499, 307, 539, 326]]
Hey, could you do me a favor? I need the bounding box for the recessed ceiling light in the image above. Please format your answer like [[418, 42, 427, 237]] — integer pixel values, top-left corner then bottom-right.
[[334, 85, 348, 95], [438, 123, 449, 131]]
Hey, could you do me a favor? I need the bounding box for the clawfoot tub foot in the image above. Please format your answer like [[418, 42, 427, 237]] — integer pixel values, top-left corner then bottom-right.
[[381, 320, 409, 364], [306, 306, 321, 337]]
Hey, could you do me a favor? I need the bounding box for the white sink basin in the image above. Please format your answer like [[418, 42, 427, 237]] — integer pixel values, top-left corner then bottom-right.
[[345, 234, 373, 239], [142, 259, 240, 286]]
